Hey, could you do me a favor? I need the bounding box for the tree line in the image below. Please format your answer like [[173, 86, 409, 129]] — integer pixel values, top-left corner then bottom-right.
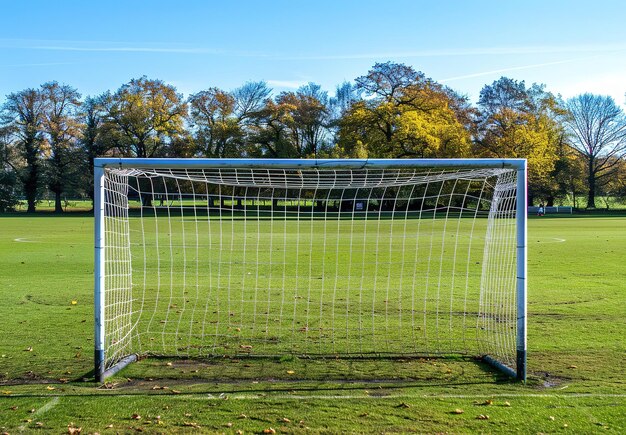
[[1, 62, 625, 213]]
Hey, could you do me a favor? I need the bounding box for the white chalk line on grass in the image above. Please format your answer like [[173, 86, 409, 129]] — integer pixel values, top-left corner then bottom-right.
[[189, 392, 626, 400], [18, 396, 59, 432], [13, 238, 36, 243], [533, 237, 567, 243], [10, 392, 625, 401]]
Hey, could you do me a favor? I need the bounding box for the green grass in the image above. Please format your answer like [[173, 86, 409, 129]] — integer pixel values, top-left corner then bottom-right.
[[0, 214, 625, 433], [110, 214, 499, 368]]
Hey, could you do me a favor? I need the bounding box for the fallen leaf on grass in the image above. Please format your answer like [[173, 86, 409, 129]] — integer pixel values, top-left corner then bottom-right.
[[476, 414, 490, 420], [131, 414, 141, 420], [396, 402, 410, 408], [67, 424, 82, 434], [71, 300, 78, 305], [475, 399, 493, 406], [46, 386, 55, 390], [183, 422, 201, 428], [452, 409, 464, 414], [263, 428, 276, 434], [286, 370, 295, 375]]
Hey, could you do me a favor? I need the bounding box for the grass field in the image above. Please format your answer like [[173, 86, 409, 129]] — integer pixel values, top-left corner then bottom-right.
[[0, 213, 625, 433], [103, 211, 516, 375]]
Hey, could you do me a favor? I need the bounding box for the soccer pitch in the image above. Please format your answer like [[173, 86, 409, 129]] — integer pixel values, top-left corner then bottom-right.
[[0, 214, 624, 432]]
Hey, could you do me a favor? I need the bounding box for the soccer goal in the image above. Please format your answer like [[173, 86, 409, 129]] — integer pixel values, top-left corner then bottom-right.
[[94, 158, 527, 382]]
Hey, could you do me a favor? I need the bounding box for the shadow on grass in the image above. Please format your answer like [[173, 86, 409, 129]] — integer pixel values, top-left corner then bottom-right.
[[69, 355, 519, 395]]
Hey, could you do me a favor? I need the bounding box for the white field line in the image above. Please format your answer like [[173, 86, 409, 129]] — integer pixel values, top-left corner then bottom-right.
[[18, 396, 59, 431], [190, 392, 626, 400], [10, 392, 625, 401], [533, 237, 566, 244]]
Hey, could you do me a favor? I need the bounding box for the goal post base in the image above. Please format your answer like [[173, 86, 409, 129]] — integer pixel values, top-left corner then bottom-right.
[[97, 354, 138, 383], [482, 355, 523, 381]]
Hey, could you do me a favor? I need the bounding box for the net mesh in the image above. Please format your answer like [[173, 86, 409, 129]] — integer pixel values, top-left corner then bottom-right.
[[102, 166, 519, 373]]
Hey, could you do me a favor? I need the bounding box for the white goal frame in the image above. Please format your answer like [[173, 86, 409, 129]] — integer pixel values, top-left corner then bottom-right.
[[94, 158, 527, 382]]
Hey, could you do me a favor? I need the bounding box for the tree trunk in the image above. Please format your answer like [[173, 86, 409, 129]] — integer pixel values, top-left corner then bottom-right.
[[141, 193, 153, 207], [587, 158, 596, 209], [24, 167, 38, 213], [54, 191, 63, 213], [26, 195, 36, 213]]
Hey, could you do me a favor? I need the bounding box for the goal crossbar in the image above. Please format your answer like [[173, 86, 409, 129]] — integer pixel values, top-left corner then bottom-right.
[[94, 158, 527, 382]]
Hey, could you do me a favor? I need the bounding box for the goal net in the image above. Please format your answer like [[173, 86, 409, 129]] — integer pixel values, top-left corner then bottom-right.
[[94, 158, 527, 381]]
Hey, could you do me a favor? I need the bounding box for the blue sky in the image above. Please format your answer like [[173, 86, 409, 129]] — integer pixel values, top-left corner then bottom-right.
[[1, 0, 626, 106]]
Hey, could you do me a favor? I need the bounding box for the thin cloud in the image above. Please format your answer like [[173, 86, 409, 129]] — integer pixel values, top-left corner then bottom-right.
[[267, 79, 307, 89], [0, 38, 263, 56], [440, 59, 579, 83], [32, 45, 223, 54], [1, 61, 80, 68], [439, 52, 612, 83], [278, 44, 626, 61], [4, 38, 626, 60]]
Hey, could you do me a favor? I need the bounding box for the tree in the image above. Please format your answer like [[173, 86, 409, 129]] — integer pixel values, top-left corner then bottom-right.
[[102, 77, 187, 158], [603, 158, 626, 207], [79, 94, 120, 206], [474, 77, 564, 204], [274, 83, 330, 158], [39, 82, 82, 213], [246, 98, 295, 158], [188, 87, 243, 158], [336, 62, 471, 158], [0, 126, 20, 212], [327, 81, 361, 149], [232, 81, 272, 122], [0, 88, 46, 212], [564, 93, 626, 208]]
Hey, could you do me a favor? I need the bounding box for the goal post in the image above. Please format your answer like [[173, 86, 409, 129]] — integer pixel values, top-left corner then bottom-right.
[[94, 158, 527, 382]]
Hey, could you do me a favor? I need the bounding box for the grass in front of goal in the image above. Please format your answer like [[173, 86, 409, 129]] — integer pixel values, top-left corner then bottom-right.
[[0, 214, 625, 433]]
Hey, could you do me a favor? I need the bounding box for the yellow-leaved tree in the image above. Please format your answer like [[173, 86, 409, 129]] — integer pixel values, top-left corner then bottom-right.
[[335, 62, 472, 159], [474, 77, 566, 204]]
